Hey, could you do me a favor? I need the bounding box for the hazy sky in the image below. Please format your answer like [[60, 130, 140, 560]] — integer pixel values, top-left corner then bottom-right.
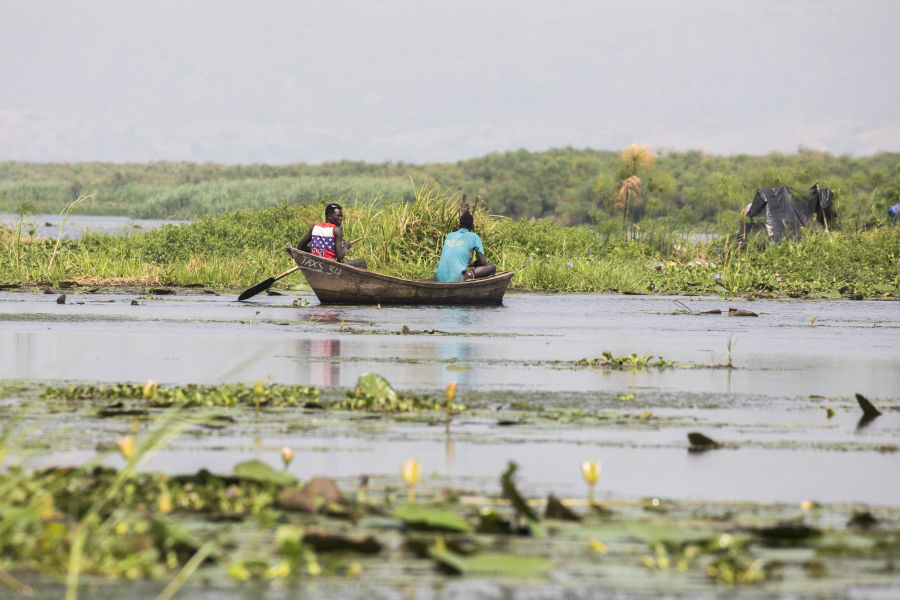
[[2, 0, 899, 164]]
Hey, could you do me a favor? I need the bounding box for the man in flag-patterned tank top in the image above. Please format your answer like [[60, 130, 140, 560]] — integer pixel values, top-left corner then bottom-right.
[[309, 221, 337, 259], [296, 203, 354, 261]]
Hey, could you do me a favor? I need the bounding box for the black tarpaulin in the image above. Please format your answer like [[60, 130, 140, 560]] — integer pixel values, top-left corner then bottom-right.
[[742, 184, 837, 243]]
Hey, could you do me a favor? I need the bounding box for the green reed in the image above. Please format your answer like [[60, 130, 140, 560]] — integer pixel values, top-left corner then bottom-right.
[[1, 183, 898, 298]]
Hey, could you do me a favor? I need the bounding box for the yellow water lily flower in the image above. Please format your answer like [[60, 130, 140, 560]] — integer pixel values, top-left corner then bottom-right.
[[445, 381, 458, 403], [581, 460, 601, 485], [402, 458, 421, 503], [117, 435, 135, 460], [281, 446, 295, 466], [581, 459, 601, 507], [142, 380, 158, 399], [159, 486, 173, 515], [402, 458, 421, 486]]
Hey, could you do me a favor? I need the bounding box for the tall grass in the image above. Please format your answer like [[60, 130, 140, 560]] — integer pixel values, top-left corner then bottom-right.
[[1, 182, 898, 297]]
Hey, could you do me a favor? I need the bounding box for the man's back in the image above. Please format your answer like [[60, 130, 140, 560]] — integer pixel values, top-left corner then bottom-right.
[[435, 228, 483, 282]]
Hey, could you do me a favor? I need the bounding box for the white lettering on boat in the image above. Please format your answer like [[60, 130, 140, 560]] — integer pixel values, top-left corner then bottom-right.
[[300, 256, 343, 276]]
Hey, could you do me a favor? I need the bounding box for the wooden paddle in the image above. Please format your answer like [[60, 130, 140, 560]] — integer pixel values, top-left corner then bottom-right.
[[238, 236, 364, 301]]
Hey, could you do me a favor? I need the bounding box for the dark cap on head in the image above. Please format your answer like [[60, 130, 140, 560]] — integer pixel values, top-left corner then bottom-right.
[[459, 210, 474, 231]]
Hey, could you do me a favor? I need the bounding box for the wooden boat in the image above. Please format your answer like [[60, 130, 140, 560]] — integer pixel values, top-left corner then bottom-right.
[[287, 248, 514, 305]]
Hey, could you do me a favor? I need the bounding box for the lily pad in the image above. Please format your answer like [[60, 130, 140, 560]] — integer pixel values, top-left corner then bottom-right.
[[393, 504, 473, 533], [352, 373, 398, 403], [232, 459, 295, 485], [429, 547, 553, 577], [626, 522, 718, 545]]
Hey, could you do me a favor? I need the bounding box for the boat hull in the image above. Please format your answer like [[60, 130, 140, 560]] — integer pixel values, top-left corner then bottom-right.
[[287, 248, 513, 305]]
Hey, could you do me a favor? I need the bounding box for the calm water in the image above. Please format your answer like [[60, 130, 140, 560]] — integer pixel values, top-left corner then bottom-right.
[[0, 213, 187, 239], [2, 291, 899, 505]]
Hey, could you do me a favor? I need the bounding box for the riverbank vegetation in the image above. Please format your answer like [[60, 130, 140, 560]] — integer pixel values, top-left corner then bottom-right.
[[1, 182, 898, 298], [2, 148, 899, 226]]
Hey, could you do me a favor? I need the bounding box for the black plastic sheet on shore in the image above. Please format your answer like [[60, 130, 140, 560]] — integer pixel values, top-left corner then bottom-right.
[[739, 184, 838, 244]]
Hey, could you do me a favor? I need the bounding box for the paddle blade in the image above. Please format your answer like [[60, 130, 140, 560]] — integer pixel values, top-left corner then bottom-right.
[[238, 277, 275, 301]]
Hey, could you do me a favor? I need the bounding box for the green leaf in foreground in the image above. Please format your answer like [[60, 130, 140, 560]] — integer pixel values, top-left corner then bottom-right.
[[232, 460, 295, 485], [626, 522, 719, 545], [393, 504, 473, 532], [429, 546, 553, 577]]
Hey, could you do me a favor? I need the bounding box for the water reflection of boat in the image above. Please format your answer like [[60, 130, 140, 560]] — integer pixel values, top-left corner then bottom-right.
[[310, 339, 340, 387], [287, 248, 514, 306]]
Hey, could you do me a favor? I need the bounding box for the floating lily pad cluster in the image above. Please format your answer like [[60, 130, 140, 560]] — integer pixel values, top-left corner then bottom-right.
[[334, 373, 466, 413], [576, 350, 675, 368], [40, 382, 320, 408]]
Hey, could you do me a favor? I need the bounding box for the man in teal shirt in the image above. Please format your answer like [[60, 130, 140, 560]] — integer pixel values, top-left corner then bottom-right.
[[434, 211, 496, 282]]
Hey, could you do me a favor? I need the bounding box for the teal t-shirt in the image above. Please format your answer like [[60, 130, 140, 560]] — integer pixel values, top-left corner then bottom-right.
[[434, 228, 485, 282]]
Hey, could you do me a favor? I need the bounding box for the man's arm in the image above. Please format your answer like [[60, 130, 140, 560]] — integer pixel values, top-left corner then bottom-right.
[[334, 225, 353, 261], [472, 251, 488, 267], [296, 226, 314, 252]]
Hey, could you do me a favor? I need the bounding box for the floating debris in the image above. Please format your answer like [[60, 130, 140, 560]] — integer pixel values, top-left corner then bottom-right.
[[847, 510, 878, 529], [855, 393, 882, 418], [728, 308, 758, 317], [855, 393, 882, 429], [303, 526, 383, 554], [687, 432, 722, 451], [544, 493, 580, 522], [753, 522, 822, 546], [672, 300, 721, 315], [278, 476, 341, 513]]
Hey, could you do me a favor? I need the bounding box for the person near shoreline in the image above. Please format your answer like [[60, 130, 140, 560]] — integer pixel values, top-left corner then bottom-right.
[[434, 210, 496, 282], [295, 203, 354, 261], [889, 202, 900, 228]]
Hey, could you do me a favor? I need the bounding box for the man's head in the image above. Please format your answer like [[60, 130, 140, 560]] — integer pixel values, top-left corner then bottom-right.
[[459, 210, 474, 231], [325, 203, 343, 225]]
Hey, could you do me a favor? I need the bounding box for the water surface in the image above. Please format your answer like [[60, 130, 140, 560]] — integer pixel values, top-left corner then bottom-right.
[[2, 291, 898, 505]]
